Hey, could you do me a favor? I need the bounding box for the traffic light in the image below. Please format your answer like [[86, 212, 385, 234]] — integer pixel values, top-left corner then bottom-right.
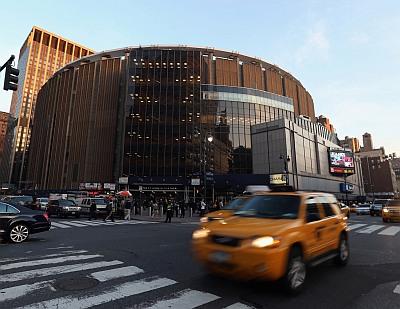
[[3, 63, 19, 91]]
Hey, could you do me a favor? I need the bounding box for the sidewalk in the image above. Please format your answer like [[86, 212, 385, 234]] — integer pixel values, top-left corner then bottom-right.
[[130, 214, 201, 224]]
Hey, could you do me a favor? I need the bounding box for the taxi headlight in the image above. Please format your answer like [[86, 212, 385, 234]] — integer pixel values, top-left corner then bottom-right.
[[383, 208, 389, 213], [251, 236, 280, 248], [64, 207, 70, 211], [192, 229, 210, 239], [200, 217, 209, 223]]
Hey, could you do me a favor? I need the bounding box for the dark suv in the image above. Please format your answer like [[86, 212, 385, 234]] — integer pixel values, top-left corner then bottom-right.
[[47, 199, 81, 218]]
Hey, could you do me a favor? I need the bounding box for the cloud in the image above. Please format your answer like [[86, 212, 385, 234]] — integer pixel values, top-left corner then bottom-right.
[[295, 21, 330, 64], [349, 31, 370, 45]]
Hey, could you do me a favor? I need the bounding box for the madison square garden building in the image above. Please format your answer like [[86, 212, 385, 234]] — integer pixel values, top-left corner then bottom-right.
[[27, 46, 316, 198]]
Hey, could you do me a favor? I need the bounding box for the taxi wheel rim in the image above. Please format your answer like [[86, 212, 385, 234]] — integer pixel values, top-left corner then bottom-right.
[[10, 225, 29, 243], [340, 239, 349, 261], [288, 257, 306, 289]]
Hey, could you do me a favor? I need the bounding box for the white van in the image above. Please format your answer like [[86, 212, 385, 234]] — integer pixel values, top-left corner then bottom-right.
[[76, 197, 109, 216]]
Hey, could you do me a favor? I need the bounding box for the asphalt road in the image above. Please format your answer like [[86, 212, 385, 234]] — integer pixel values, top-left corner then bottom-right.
[[0, 215, 400, 309]]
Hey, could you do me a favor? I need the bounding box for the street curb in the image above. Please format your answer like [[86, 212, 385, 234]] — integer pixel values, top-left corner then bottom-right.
[[130, 217, 200, 224]]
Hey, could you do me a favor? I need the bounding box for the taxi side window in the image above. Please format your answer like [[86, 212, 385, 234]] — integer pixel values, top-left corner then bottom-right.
[[306, 199, 321, 222], [317, 196, 336, 217]]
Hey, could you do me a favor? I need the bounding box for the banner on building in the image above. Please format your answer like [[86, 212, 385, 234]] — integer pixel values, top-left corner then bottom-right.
[[269, 174, 287, 185]]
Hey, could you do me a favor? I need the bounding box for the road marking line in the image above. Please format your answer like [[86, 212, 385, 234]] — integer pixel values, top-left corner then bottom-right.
[[141, 289, 220, 308], [90, 265, 144, 282], [0, 265, 143, 303], [0, 250, 88, 264], [50, 222, 71, 228], [347, 223, 367, 231], [223, 303, 255, 309], [394, 284, 400, 294], [19, 277, 177, 309], [0, 260, 123, 283], [68, 220, 103, 226], [356, 225, 385, 234], [0, 280, 54, 302], [56, 221, 87, 227], [47, 246, 74, 250], [0, 254, 102, 271], [378, 226, 400, 236]]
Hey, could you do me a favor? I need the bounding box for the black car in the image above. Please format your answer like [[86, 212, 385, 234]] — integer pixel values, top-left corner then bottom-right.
[[0, 202, 51, 243], [1, 195, 36, 209], [47, 199, 81, 218]]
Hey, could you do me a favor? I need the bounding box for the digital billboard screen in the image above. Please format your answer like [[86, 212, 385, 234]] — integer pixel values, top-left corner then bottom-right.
[[328, 150, 355, 175]]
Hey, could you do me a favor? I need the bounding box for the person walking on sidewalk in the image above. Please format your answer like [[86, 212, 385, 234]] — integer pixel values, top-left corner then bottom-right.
[[104, 201, 115, 222], [124, 198, 132, 220], [152, 200, 159, 217], [165, 200, 173, 223], [180, 201, 186, 218], [89, 201, 97, 221], [200, 199, 206, 217]]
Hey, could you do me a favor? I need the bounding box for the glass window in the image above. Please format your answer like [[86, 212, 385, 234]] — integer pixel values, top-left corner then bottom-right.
[[236, 195, 300, 219], [321, 203, 335, 217], [306, 199, 321, 221]]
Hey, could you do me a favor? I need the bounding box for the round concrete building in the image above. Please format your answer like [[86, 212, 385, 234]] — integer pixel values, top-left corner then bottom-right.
[[27, 46, 316, 198]]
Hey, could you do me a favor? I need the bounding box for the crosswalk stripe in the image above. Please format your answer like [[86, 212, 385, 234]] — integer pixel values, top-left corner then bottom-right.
[[0, 250, 88, 264], [0, 265, 144, 303], [0, 280, 54, 302], [90, 266, 144, 282], [19, 277, 177, 309], [356, 225, 385, 234], [378, 226, 400, 236], [67, 220, 103, 226], [141, 289, 220, 308], [0, 254, 102, 271], [57, 221, 87, 227], [0, 260, 123, 283], [347, 223, 367, 231], [223, 303, 255, 309], [50, 222, 71, 228]]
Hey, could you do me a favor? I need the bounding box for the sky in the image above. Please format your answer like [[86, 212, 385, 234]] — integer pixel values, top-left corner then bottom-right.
[[1, 0, 399, 154]]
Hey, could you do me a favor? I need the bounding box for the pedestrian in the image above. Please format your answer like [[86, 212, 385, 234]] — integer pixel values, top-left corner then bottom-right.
[[104, 201, 115, 222], [124, 198, 132, 220], [180, 201, 186, 218], [218, 200, 223, 210], [152, 200, 159, 217], [200, 199, 206, 217], [89, 201, 97, 221], [165, 200, 173, 223], [174, 201, 179, 218]]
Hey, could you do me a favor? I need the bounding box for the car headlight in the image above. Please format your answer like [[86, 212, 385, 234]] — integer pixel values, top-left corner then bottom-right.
[[383, 208, 389, 213], [64, 207, 69, 211], [200, 217, 209, 223], [251, 236, 280, 248], [192, 229, 210, 239]]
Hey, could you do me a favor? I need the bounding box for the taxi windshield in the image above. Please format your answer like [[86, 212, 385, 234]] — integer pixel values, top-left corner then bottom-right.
[[223, 198, 247, 210], [235, 195, 300, 219]]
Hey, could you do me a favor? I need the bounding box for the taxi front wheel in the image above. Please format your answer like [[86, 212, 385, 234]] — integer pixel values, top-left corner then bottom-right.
[[283, 247, 306, 294], [334, 234, 349, 266]]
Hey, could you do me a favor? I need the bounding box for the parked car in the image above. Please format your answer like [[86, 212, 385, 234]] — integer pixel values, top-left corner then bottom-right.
[[193, 189, 349, 294], [356, 204, 370, 215], [370, 199, 392, 216], [47, 199, 81, 218], [0, 201, 51, 243], [1, 195, 35, 209], [76, 197, 108, 217], [382, 200, 400, 223], [36, 197, 49, 211]]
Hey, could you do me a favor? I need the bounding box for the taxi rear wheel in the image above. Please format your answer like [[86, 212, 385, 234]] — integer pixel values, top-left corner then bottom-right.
[[334, 234, 349, 266], [283, 247, 306, 294]]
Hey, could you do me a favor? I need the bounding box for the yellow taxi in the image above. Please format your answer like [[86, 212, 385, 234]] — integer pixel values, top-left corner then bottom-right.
[[192, 189, 349, 293], [200, 196, 250, 227], [339, 203, 351, 218], [382, 199, 400, 222], [200, 186, 270, 227]]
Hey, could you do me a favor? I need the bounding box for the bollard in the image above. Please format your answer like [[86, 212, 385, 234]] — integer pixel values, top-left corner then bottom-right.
[[149, 207, 152, 216], [161, 207, 163, 216], [140, 206, 143, 216], [190, 208, 193, 217]]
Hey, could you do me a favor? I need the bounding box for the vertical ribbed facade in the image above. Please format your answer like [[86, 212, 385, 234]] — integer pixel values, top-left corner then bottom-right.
[[8, 26, 94, 188]]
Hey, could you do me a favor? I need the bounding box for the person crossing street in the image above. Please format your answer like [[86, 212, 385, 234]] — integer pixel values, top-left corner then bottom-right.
[[104, 201, 115, 222], [124, 198, 132, 220]]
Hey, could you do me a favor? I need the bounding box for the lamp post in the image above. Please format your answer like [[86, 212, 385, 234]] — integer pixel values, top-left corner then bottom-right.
[[203, 134, 213, 203]]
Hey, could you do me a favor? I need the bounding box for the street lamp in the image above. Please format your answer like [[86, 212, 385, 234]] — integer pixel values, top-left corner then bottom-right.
[[203, 133, 214, 203]]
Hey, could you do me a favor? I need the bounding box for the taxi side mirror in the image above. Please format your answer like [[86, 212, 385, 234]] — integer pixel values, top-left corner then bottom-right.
[[306, 213, 320, 222]]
